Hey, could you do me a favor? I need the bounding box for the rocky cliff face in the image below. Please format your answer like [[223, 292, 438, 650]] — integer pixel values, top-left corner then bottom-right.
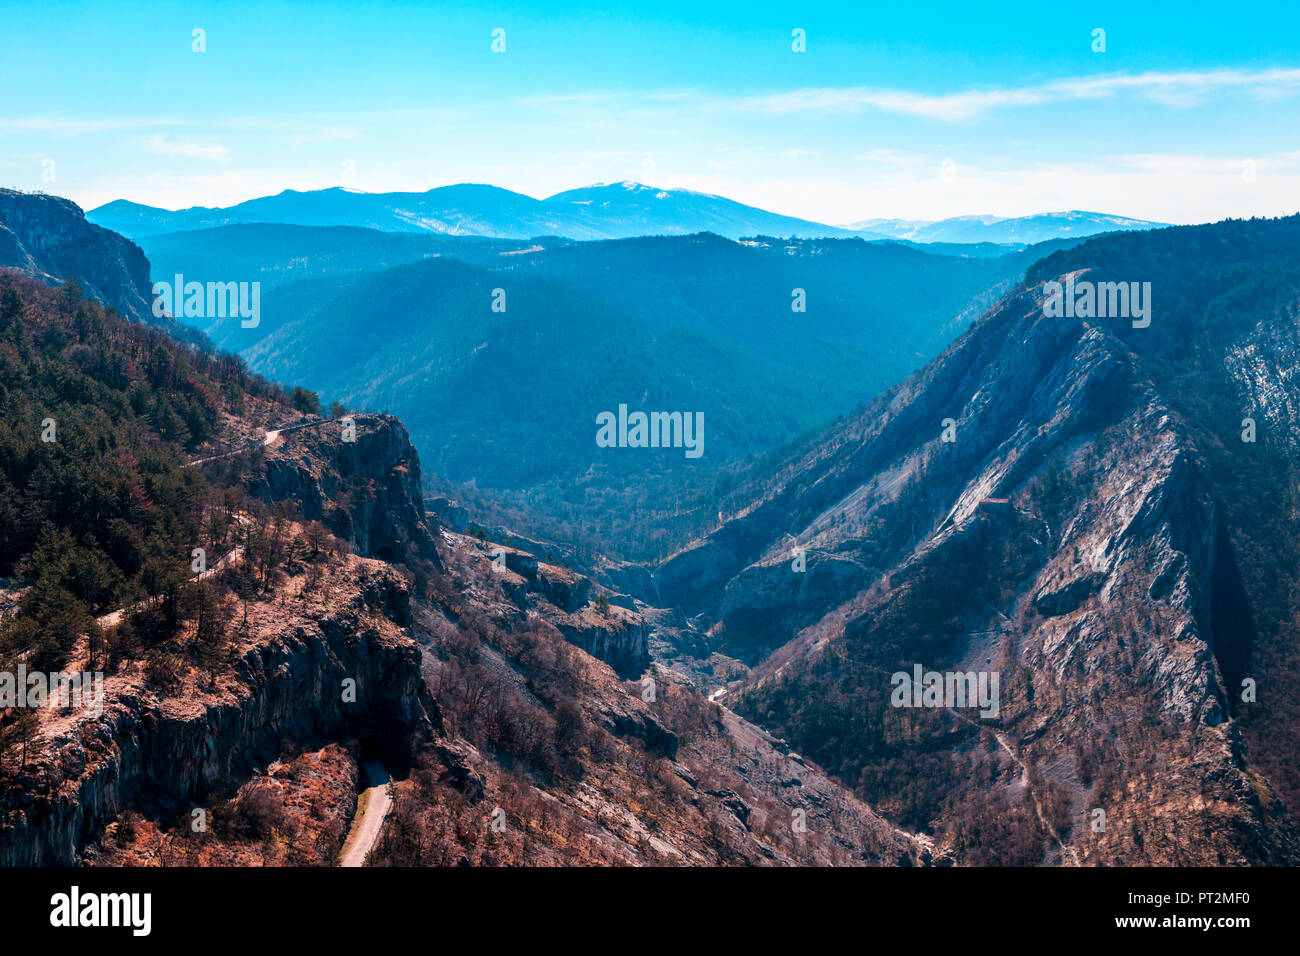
[[555, 605, 649, 679], [0, 560, 435, 866], [244, 414, 441, 567], [447, 533, 650, 677], [655, 217, 1300, 865], [0, 188, 161, 327]]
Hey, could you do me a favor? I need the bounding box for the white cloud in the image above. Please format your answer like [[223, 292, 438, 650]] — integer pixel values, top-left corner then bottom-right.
[[1118, 152, 1300, 175], [855, 148, 930, 167], [145, 134, 230, 161], [727, 68, 1300, 121]]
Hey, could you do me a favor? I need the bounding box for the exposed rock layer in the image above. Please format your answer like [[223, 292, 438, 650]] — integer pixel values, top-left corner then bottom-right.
[[0, 566, 435, 866], [0, 188, 159, 327]]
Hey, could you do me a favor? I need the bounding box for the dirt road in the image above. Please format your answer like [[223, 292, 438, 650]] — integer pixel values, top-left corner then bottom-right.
[[339, 761, 392, 867]]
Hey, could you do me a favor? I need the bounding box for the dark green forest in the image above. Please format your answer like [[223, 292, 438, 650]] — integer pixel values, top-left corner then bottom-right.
[[0, 272, 310, 676]]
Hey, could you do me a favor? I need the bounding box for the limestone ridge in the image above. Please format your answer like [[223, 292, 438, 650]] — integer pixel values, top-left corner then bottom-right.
[[450, 535, 650, 678], [0, 188, 162, 329], [246, 413, 442, 567], [656, 217, 1300, 863]]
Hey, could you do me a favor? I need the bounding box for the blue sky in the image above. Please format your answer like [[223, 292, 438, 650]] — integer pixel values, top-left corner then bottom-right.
[[3, 0, 1299, 224]]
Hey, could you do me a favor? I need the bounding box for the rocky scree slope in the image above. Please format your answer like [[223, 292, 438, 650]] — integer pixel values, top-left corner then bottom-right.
[[381, 526, 937, 866]]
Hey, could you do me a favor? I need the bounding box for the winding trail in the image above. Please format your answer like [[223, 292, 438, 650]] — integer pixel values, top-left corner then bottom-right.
[[184, 417, 336, 468], [94, 543, 244, 630], [937, 692, 1080, 866]]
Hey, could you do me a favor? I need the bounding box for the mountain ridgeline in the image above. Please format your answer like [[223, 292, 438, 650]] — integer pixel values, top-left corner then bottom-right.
[[851, 210, 1165, 245], [90, 182, 876, 242], [88, 181, 1165, 245], [0, 189, 162, 329], [656, 215, 1300, 864]]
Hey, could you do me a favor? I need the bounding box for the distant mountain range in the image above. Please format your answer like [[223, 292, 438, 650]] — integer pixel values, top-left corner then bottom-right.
[[90, 182, 871, 242], [847, 211, 1167, 245], [87, 182, 1165, 245], [167, 229, 1077, 554]]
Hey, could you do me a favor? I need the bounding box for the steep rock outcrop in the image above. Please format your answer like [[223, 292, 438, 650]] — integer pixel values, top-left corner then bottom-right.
[[556, 605, 650, 679], [0, 188, 161, 327], [247, 414, 440, 566], [0, 565, 436, 866], [444, 532, 650, 677]]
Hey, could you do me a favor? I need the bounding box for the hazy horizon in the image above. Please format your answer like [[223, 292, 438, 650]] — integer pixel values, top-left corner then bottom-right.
[[80, 179, 1183, 231]]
